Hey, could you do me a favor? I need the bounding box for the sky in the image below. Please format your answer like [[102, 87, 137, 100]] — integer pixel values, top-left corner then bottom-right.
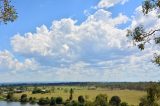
[[0, 0, 159, 82]]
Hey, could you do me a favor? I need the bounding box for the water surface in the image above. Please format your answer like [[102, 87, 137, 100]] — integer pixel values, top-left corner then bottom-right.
[[0, 101, 39, 106]]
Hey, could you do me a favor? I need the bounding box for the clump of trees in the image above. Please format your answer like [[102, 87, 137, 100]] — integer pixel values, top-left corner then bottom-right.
[[38, 97, 50, 105], [32, 87, 50, 94], [56, 97, 63, 104], [139, 83, 160, 106], [120, 102, 129, 106], [28, 97, 37, 104], [109, 96, 121, 106], [37, 96, 63, 105], [94, 94, 108, 106], [6, 92, 14, 101], [50, 97, 56, 105], [78, 95, 85, 105], [32, 87, 42, 94], [3, 93, 132, 106], [20, 94, 28, 103]]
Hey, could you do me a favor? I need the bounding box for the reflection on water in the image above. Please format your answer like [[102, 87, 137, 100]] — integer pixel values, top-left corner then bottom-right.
[[0, 101, 39, 106]]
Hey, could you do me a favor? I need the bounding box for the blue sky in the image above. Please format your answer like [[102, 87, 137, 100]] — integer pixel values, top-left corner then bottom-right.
[[0, 0, 159, 82], [0, 0, 141, 50]]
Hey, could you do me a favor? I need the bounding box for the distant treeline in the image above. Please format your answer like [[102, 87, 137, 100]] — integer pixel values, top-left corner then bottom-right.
[[0, 82, 159, 91], [92, 82, 157, 91]]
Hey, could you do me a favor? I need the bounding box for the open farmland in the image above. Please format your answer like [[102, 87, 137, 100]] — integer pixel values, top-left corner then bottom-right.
[[13, 86, 146, 106]]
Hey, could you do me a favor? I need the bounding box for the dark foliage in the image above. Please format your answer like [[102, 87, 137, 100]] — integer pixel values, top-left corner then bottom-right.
[[20, 94, 28, 103], [38, 97, 50, 105], [109, 96, 121, 106], [56, 97, 63, 104], [0, 0, 17, 24]]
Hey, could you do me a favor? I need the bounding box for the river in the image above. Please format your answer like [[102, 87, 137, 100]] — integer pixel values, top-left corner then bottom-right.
[[0, 101, 39, 106]]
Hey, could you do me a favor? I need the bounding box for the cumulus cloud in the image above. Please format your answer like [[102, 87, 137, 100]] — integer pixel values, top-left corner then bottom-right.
[[0, 50, 39, 74], [130, 6, 160, 30], [0, 49, 159, 82], [0, 3, 159, 82], [97, 0, 129, 8], [11, 9, 129, 66]]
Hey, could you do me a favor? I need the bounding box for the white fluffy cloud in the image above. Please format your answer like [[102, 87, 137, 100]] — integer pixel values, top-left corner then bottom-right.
[[131, 6, 160, 30], [97, 0, 129, 8], [0, 3, 159, 82], [11, 9, 129, 66], [0, 50, 38, 73]]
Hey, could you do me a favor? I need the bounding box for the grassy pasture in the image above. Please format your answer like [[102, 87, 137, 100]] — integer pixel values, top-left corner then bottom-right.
[[13, 86, 146, 106]]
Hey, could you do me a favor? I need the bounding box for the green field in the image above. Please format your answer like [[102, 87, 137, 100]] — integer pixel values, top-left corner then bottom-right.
[[13, 86, 146, 106]]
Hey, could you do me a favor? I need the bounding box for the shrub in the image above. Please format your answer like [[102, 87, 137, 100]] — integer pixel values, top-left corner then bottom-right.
[[6, 92, 14, 101], [72, 100, 78, 106], [29, 97, 37, 104], [38, 97, 50, 105], [120, 102, 129, 106], [32, 88, 42, 94], [78, 95, 85, 104], [50, 97, 56, 105], [109, 96, 121, 106], [65, 100, 78, 106], [78, 96, 85, 106], [56, 97, 63, 104], [85, 101, 94, 106], [20, 94, 28, 103], [94, 94, 108, 106], [64, 99, 70, 106]]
